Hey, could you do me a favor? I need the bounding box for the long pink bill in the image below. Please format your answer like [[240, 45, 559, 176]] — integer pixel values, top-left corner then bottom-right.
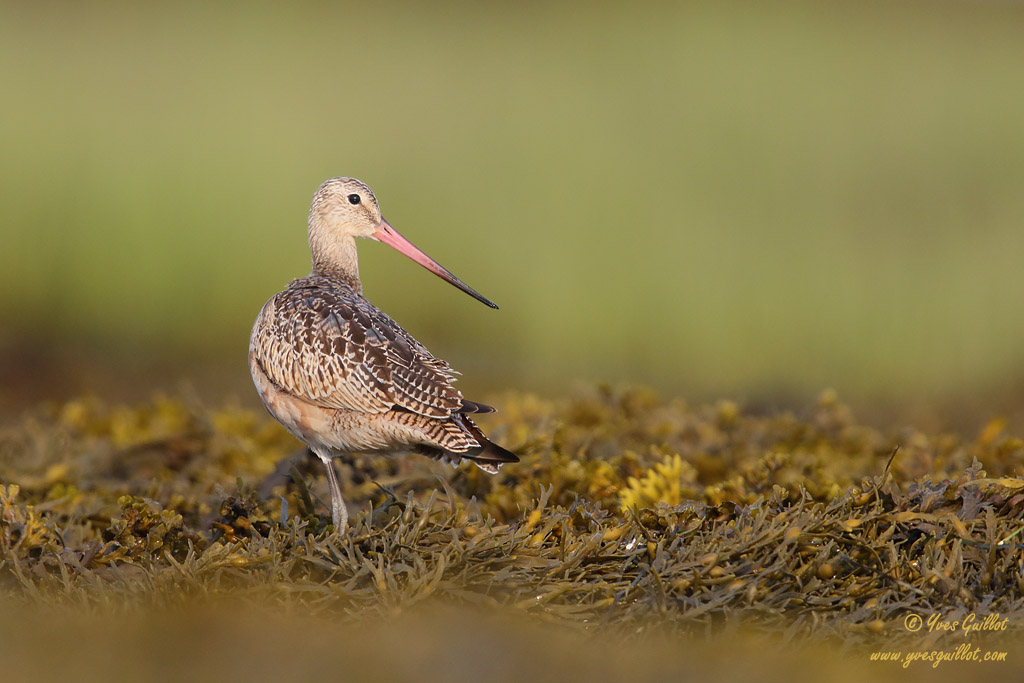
[[373, 218, 499, 309]]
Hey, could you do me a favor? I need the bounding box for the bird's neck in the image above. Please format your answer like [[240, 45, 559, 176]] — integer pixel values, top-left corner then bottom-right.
[[309, 230, 362, 293]]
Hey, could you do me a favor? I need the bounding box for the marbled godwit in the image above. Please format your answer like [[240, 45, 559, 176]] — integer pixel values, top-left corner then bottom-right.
[[249, 177, 517, 531]]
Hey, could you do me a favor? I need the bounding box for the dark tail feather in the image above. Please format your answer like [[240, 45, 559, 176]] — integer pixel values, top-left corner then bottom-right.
[[472, 436, 519, 465], [394, 399, 495, 415], [454, 414, 519, 472], [459, 399, 497, 414], [465, 437, 518, 474]]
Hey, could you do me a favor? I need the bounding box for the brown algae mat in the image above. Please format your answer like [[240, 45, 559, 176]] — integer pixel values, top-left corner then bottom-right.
[[2, 385, 1024, 675]]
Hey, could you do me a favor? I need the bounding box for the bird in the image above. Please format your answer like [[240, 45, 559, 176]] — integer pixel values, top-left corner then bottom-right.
[[249, 177, 518, 531]]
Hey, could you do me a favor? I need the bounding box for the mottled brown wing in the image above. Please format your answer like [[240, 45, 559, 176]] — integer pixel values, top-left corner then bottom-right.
[[251, 279, 463, 418]]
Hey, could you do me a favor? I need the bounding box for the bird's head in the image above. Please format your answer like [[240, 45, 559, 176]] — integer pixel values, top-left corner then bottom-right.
[[307, 177, 498, 309]]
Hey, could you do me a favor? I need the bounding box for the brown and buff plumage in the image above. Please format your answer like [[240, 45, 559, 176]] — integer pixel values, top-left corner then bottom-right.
[[249, 177, 517, 531]]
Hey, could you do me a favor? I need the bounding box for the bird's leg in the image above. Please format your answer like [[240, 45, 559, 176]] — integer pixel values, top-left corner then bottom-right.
[[315, 451, 348, 532]]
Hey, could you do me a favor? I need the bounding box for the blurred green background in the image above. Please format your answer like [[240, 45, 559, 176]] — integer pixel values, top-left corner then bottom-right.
[[2, 0, 1024, 428]]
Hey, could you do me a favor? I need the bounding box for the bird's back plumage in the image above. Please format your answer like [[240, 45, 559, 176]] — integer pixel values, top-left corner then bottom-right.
[[253, 275, 462, 415], [250, 274, 515, 465]]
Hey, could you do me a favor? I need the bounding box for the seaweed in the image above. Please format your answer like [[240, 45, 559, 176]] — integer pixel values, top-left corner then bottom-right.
[[2, 385, 1024, 653]]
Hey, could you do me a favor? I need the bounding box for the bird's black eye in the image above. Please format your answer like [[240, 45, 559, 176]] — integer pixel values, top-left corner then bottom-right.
[[347, 194, 361, 205]]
